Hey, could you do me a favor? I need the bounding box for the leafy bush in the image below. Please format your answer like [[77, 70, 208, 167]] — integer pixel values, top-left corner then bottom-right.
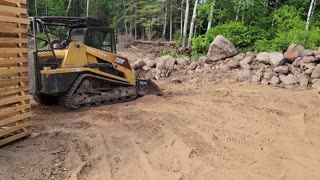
[[256, 5, 320, 52], [192, 5, 320, 54], [192, 22, 269, 55]]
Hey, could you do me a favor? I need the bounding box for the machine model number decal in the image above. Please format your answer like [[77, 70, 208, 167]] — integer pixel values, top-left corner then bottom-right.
[[88, 48, 107, 58], [116, 57, 125, 64]]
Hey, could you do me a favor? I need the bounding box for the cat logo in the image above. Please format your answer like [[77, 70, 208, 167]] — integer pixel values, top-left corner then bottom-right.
[[116, 57, 125, 64]]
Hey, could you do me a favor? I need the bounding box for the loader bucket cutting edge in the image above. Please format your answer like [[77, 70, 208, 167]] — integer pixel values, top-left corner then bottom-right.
[[137, 79, 163, 96]]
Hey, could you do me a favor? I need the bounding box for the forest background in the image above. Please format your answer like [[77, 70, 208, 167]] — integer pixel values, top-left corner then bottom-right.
[[27, 0, 320, 56]]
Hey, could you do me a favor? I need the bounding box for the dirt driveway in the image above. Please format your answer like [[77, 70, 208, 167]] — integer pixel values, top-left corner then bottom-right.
[[1, 79, 320, 180]]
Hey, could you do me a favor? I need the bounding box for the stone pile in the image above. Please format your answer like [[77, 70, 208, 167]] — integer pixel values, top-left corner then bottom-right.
[[132, 35, 320, 91]]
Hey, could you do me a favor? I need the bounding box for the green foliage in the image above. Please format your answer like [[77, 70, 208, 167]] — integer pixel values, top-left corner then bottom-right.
[[255, 5, 320, 52], [160, 49, 185, 58], [192, 22, 269, 55]]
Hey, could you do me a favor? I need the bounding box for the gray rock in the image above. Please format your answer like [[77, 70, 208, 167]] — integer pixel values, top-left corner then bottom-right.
[[231, 53, 246, 61], [312, 81, 320, 92], [188, 62, 198, 70], [235, 70, 253, 82], [195, 67, 203, 73], [252, 75, 261, 82], [270, 76, 280, 85], [198, 56, 209, 65], [146, 60, 156, 68], [132, 59, 146, 70], [155, 55, 172, 69], [292, 57, 303, 67], [306, 67, 316, 75], [165, 57, 176, 70], [263, 71, 277, 80], [203, 63, 212, 70], [290, 66, 302, 75], [227, 59, 240, 69], [298, 74, 309, 87], [240, 56, 254, 69], [176, 57, 191, 66], [302, 50, 315, 57], [274, 66, 289, 74], [279, 74, 299, 85], [142, 65, 151, 72], [155, 70, 161, 80], [302, 56, 316, 63], [312, 79, 320, 84], [145, 68, 157, 79], [207, 35, 238, 62], [284, 44, 305, 62], [220, 64, 231, 72], [255, 52, 270, 64], [311, 64, 320, 78], [269, 52, 285, 67], [261, 79, 269, 85]]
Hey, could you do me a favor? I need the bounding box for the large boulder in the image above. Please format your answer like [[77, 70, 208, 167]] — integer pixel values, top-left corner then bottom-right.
[[311, 64, 320, 78], [269, 52, 285, 67], [284, 44, 305, 62], [207, 35, 238, 62]]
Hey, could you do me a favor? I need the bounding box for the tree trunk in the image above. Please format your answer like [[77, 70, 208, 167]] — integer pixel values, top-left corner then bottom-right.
[[170, 0, 173, 41], [134, 0, 137, 39], [207, 0, 216, 32], [163, 2, 168, 39], [86, 0, 90, 17], [306, 0, 317, 30], [35, 0, 38, 16], [187, 0, 199, 49], [122, 0, 128, 37], [235, 0, 242, 21], [241, 2, 246, 23], [182, 0, 190, 49], [181, 0, 185, 36], [66, 0, 73, 16]]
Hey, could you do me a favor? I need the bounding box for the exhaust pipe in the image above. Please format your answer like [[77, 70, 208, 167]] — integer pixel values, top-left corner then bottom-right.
[[137, 79, 163, 96]]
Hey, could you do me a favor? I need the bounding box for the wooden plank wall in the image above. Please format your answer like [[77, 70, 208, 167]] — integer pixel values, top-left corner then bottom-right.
[[0, 0, 31, 146]]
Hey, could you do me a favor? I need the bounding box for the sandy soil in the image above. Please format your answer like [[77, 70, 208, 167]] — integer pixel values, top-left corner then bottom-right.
[[1, 76, 320, 180]]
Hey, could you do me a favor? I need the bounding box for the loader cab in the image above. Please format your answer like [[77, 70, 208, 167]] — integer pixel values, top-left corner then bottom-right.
[[70, 27, 116, 53]]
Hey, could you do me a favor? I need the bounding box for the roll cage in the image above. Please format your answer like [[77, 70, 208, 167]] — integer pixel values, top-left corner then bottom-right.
[[29, 16, 116, 60]]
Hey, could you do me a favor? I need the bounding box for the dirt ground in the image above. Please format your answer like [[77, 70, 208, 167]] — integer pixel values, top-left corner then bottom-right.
[[1, 76, 320, 180]]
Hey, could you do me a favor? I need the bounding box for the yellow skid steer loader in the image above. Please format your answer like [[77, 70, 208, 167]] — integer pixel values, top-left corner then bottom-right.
[[28, 17, 162, 109]]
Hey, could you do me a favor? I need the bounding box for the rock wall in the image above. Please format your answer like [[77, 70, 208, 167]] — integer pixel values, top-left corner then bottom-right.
[[132, 35, 320, 92]]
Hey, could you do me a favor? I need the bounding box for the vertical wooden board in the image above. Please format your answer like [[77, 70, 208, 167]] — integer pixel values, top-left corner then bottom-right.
[[0, 0, 31, 146]]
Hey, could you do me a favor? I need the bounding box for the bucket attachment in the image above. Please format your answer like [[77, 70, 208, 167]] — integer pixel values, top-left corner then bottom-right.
[[137, 79, 163, 96]]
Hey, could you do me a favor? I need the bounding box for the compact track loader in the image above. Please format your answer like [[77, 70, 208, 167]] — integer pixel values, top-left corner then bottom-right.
[[29, 17, 162, 109]]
